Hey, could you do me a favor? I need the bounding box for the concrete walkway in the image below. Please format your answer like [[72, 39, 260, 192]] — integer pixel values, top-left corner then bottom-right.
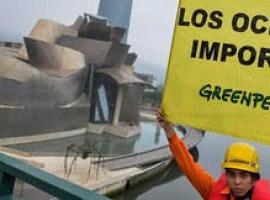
[[0, 149, 171, 196], [0, 128, 87, 146]]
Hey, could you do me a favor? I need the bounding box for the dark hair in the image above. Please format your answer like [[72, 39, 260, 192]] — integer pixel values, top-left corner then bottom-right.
[[251, 173, 260, 180], [225, 168, 260, 180]]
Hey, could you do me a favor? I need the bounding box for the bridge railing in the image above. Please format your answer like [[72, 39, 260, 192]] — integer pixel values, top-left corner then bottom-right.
[[0, 152, 110, 200]]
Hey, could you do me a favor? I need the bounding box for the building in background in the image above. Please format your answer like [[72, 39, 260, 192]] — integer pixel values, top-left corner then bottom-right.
[[98, 0, 133, 43]]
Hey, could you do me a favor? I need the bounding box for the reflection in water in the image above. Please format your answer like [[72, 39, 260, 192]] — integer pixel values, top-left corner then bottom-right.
[[6, 132, 140, 156], [84, 133, 141, 156], [6, 122, 175, 156], [154, 125, 161, 145], [110, 147, 199, 200]]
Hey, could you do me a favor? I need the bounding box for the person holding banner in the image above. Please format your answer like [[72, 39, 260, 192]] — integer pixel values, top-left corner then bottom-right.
[[157, 110, 270, 200]]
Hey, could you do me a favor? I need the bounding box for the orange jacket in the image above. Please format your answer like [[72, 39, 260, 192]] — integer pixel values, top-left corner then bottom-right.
[[168, 132, 215, 199]]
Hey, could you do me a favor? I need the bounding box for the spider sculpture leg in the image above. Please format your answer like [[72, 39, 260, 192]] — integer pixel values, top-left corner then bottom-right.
[[64, 144, 81, 174]]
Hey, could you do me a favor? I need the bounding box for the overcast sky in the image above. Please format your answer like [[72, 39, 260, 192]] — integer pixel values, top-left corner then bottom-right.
[[0, 0, 178, 77]]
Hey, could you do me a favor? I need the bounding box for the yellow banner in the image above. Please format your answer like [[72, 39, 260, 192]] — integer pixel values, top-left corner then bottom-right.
[[162, 0, 270, 144]]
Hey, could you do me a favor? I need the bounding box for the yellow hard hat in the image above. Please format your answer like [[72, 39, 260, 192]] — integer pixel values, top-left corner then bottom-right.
[[221, 142, 260, 173]]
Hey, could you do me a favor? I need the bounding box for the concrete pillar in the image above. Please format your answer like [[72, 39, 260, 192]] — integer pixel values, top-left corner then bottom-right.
[[112, 85, 123, 126], [98, 0, 133, 43]]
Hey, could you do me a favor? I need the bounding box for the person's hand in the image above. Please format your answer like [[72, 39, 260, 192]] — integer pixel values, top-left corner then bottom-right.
[[156, 109, 174, 139]]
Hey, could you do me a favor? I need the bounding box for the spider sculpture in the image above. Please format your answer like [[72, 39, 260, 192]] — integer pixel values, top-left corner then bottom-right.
[[64, 143, 102, 180]]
